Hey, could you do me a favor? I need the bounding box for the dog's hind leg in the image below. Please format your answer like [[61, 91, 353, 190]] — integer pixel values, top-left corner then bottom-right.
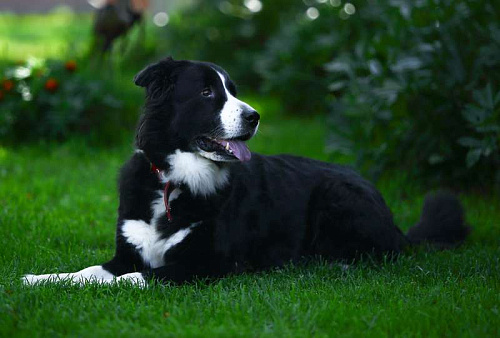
[[304, 179, 408, 261]]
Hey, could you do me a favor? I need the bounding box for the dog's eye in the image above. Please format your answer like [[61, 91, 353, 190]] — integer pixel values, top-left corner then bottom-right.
[[201, 88, 213, 97]]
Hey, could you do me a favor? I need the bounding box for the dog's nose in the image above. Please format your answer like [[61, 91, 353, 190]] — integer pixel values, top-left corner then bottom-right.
[[243, 109, 260, 127]]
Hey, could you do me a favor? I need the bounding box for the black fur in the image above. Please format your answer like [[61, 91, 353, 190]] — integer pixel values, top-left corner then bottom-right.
[[100, 58, 470, 284], [407, 192, 471, 248]]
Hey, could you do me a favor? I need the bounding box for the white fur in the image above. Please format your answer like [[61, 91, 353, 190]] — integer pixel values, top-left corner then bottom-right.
[[109, 272, 146, 287], [23, 267, 147, 287], [150, 190, 167, 224], [165, 150, 229, 196], [122, 220, 200, 268], [168, 188, 182, 203], [216, 71, 256, 139], [121, 220, 164, 268], [163, 227, 194, 251], [23, 265, 114, 285]]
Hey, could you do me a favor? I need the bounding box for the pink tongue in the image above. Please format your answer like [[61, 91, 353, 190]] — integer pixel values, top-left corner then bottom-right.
[[227, 140, 251, 162]]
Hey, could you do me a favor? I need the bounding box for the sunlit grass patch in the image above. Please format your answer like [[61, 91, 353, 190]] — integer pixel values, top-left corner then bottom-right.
[[0, 12, 92, 61]]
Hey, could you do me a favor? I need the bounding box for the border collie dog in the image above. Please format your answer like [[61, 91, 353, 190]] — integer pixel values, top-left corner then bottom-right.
[[23, 58, 470, 286]]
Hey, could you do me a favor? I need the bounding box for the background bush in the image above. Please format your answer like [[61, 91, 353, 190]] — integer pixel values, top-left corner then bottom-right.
[[324, 0, 500, 189], [1, 0, 498, 190], [0, 58, 140, 144], [157, 0, 303, 89]]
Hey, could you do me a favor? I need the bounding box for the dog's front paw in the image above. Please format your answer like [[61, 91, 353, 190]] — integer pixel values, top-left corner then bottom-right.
[[115, 272, 147, 288]]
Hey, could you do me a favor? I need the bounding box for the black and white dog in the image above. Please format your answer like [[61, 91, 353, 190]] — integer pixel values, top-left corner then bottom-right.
[[23, 58, 470, 286]]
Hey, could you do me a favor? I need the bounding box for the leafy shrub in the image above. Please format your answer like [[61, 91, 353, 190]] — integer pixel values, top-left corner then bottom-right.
[[325, 0, 500, 189], [0, 58, 132, 143], [256, 1, 355, 115], [157, 0, 302, 89]]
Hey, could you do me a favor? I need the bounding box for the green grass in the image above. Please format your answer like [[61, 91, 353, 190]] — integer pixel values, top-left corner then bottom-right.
[[0, 113, 499, 336], [0, 12, 92, 61]]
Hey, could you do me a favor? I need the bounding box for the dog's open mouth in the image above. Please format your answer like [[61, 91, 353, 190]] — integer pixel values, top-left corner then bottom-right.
[[196, 135, 252, 162]]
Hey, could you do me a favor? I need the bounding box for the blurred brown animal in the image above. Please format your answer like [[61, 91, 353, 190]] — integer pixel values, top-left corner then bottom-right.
[[93, 0, 149, 53]]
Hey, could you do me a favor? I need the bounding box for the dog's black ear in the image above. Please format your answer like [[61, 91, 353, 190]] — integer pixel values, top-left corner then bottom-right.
[[134, 64, 157, 88], [134, 56, 176, 89]]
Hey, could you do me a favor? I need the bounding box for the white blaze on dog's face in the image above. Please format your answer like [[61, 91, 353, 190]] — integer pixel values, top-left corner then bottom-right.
[[193, 65, 260, 163], [216, 71, 259, 140]]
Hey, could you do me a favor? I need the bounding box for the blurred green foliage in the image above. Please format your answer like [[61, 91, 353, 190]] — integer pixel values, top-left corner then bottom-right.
[[0, 59, 135, 143], [161, 0, 499, 189], [0, 0, 498, 189], [158, 0, 303, 90], [322, 0, 500, 189]]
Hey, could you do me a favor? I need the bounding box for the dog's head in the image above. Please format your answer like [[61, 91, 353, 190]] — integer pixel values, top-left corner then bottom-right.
[[134, 57, 259, 167]]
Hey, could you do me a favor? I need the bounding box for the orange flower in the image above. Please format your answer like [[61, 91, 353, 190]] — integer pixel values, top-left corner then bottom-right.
[[65, 60, 77, 72], [2, 79, 14, 92], [45, 78, 59, 92], [0, 90, 4, 101]]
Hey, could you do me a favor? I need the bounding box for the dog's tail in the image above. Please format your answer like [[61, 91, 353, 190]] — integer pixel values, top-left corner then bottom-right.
[[406, 191, 471, 248]]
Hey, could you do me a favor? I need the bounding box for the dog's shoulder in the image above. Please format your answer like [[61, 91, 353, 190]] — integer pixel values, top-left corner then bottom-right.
[[118, 150, 161, 220], [118, 150, 155, 187]]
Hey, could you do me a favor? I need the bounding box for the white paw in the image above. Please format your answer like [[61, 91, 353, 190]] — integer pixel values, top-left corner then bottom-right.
[[115, 272, 147, 288]]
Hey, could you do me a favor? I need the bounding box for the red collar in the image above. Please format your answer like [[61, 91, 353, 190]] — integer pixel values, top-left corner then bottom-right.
[[151, 163, 175, 222]]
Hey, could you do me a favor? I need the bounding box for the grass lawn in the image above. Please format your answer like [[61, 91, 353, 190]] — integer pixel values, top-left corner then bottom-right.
[[1, 11, 499, 338], [0, 111, 499, 336], [0, 12, 92, 61]]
